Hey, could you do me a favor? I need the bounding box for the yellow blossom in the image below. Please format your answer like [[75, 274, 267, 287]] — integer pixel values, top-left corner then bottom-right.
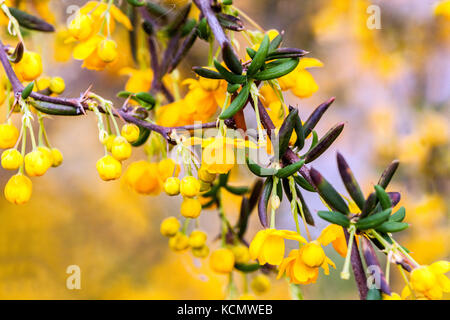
[[4, 174, 32, 205], [119, 68, 154, 93], [123, 161, 161, 195], [278, 58, 324, 98], [435, 0, 450, 20], [249, 229, 307, 266], [96, 155, 122, 181], [210, 248, 235, 274], [410, 261, 450, 300]]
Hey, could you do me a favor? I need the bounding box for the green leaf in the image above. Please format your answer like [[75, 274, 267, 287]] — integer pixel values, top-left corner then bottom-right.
[[246, 48, 256, 59], [336, 152, 365, 210], [378, 160, 399, 189], [127, 0, 145, 6], [117, 91, 134, 98], [213, 59, 246, 84], [222, 42, 243, 75], [258, 177, 273, 228], [304, 123, 344, 163], [293, 174, 315, 192], [21, 81, 34, 99], [293, 113, 305, 150], [197, 18, 211, 41], [181, 18, 197, 37], [275, 160, 305, 178], [268, 34, 283, 52], [246, 157, 277, 177], [135, 92, 156, 106], [131, 127, 151, 147], [303, 98, 335, 138], [224, 185, 249, 195], [310, 168, 350, 215], [247, 34, 270, 75], [227, 83, 240, 93], [251, 58, 299, 81], [374, 185, 392, 210], [192, 67, 224, 80], [389, 207, 406, 222], [366, 288, 382, 300], [9, 7, 54, 32], [356, 208, 392, 230], [29, 100, 81, 116], [317, 211, 350, 228], [219, 83, 250, 119], [375, 221, 409, 233], [234, 263, 260, 273], [276, 107, 298, 157]]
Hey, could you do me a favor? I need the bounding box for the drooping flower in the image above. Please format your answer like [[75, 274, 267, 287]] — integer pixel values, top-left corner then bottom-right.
[[119, 68, 154, 93], [410, 261, 450, 300], [277, 242, 336, 285], [317, 224, 348, 257], [249, 229, 307, 266]]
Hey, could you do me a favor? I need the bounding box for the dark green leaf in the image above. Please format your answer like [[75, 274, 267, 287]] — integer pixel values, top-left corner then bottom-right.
[[304, 123, 344, 163], [378, 160, 399, 189], [356, 208, 392, 230], [251, 58, 299, 81], [192, 66, 224, 79], [374, 185, 392, 210], [258, 177, 273, 228], [247, 34, 270, 75], [9, 7, 54, 32], [275, 160, 305, 178], [303, 97, 335, 138], [317, 211, 350, 228], [21, 81, 34, 99], [337, 152, 365, 210], [213, 59, 246, 84], [389, 207, 405, 222], [219, 83, 250, 119], [375, 221, 409, 233], [293, 174, 315, 192], [222, 42, 243, 74]]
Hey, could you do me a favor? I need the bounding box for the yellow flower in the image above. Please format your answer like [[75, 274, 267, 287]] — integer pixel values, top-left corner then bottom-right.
[[249, 229, 307, 266], [382, 292, 402, 300], [49, 77, 65, 94], [50, 148, 63, 167], [180, 176, 200, 198], [410, 261, 450, 300], [192, 245, 210, 258], [24, 149, 52, 177], [14, 51, 43, 82], [160, 216, 180, 237], [182, 77, 227, 122], [1, 148, 23, 170], [111, 136, 132, 161], [317, 224, 348, 257], [156, 99, 193, 127], [121, 124, 140, 143], [158, 158, 180, 182], [0, 123, 19, 149], [169, 232, 189, 252], [96, 155, 122, 181], [123, 161, 161, 195], [278, 58, 323, 98], [231, 245, 251, 264], [68, 14, 94, 41], [197, 166, 216, 183], [4, 174, 32, 205], [251, 274, 271, 295], [277, 244, 335, 285], [210, 248, 235, 274], [119, 68, 154, 93], [97, 39, 118, 63], [201, 137, 236, 174], [188, 230, 207, 248], [164, 177, 180, 196], [435, 0, 450, 20], [79, 1, 132, 31], [180, 198, 202, 218]]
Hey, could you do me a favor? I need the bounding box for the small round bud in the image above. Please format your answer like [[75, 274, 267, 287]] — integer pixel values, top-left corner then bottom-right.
[[251, 274, 271, 295], [1, 148, 23, 170], [180, 176, 200, 198], [210, 248, 235, 274], [51, 148, 63, 167], [188, 230, 207, 248], [271, 195, 280, 210], [301, 241, 325, 268], [68, 14, 93, 41], [49, 77, 65, 94], [111, 136, 132, 161], [169, 232, 190, 252], [231, 244, 250, 264], [160, 216, 181, 237], [24, 149, 52, 177], [96, 155, 122, 181], [164, 177, 180, 196], [180, 198, 202, 219], [4, 174, 32, 205], [192, 245, 209, 258], [14, 51, 43, 81], [198, 167, 216, 183], [0, 123, 19, 149], [97, 39, 118, 63], [121, 124, 140, 143]]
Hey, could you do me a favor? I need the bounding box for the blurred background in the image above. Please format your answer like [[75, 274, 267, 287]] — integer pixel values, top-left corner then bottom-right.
[[0, 0, 448, 299]]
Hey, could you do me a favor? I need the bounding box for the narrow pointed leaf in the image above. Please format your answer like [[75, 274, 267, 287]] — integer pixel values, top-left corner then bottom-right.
[[8, 41, 24, 63], [356, 208, 392, 230], [293, 174, 315, 192], [222, 42, 243, 74], [389, 207, 406, 222], [317, 211, 350, 228], [375, 221, 409, 233], [246, 157, 277, 177], [378, 160, 399, 189], [252, 58, 299, 81], [310, 168, 349, 215], [219, 83, 250, 119], [297, 188, 315, 226], [21, 81, 34, 99], [9, 7, 54, 32], [277, 107, 298, 157], [192, 66, 224, 79], [275, 160, 305, 178], [258, 177, 273, 228], [337, 152, 365, 210], [293, 113, 305, 150], [268, 34, 283, 52], [247, 34, 270, 75], [213, 59, 246, 83], [374, 185, 392, 210], [303, 97, 335, 138], [304, 123, 344, 163]]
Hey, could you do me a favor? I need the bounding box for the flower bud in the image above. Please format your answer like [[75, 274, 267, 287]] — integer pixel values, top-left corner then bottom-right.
[[164, 177, 180, 196], [192, 245, 209, 258], [180, 176, 200, 198], [69, 14, 93, 41], [96, 155, 122, 181], [169, 232, 189, 252], [210, 248, 235, 274], [301, 241, 325, 268], [251, 274, 271, 295], [160, 216, 180, 237], [0, 123, 19, 149], [4, 174, 32, 205], [231, 244, 250, 264], [51, 148, 63, 167], [180, 198, 202, 218], [49, 77, 65, 94], [188, 230, 207, 248], [111, 136, 132, 161], [24, 149, 52, 177], [121, 124, 140, 143], [1, 148, 23, 170], [97, 39, 118, 63], [14, 52, 43, 81], [271, 195, 280, 210], [103, 134, 116, 152], [198, 167, 216, 183]]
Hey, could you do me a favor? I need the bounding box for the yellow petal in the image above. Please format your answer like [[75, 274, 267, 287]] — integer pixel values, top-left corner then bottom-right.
[[249, 230, 268, 262], [298, 57, 324, 69], [437, 274, 450, 292], [275, 229, 307, 244], [111, 5, 133, 30], [291, 70, 319, 98], [73, 35, 103, 60], [262, 234, 285, 265], [430, 261, 450, 274]]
